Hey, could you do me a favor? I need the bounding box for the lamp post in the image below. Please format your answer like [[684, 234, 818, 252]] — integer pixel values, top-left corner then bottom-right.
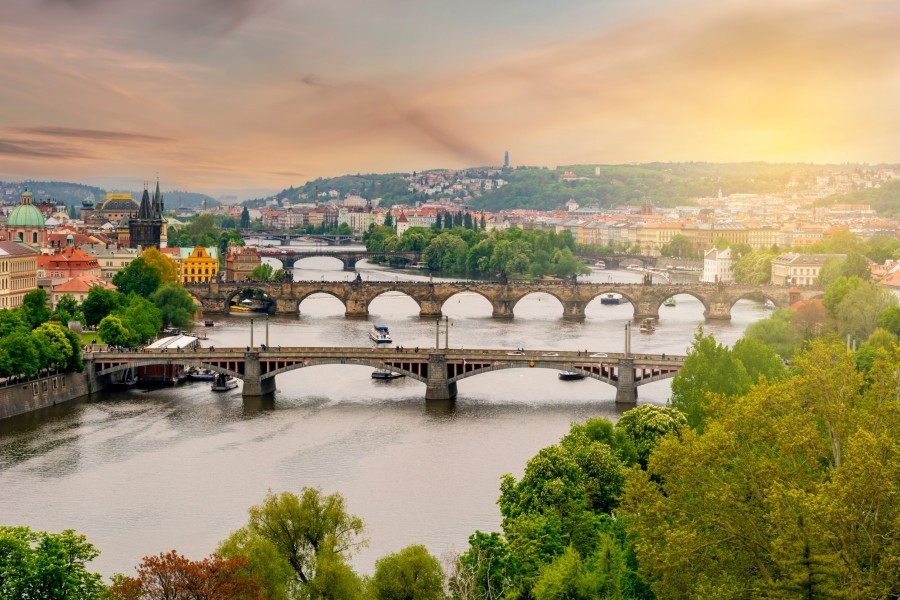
[[250, 318, 254, 350], [444, 315, 449, 349], [265, 315, 269, 347], [435, 318, 440, 350]]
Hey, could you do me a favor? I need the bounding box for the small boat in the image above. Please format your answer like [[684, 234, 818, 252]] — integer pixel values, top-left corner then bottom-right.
[[558, 370, 586, 381], [600, 293, 624, 305], [229, 304, 254, 312], [639, 318, 656, 333], [371, 368, 404, 380], [204, 319, 215, 326], [663, 297, 676, 307], [187, 372, 215, 382], [369, 325, 393, 344], [211, 373, 238, 391], [112, 368, 137, 387], [593, 260, 606, 269]]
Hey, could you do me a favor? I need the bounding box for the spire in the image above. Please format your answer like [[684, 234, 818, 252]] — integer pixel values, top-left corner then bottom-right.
[[137, 186, 153, 220], [152, 178, 162, 219]]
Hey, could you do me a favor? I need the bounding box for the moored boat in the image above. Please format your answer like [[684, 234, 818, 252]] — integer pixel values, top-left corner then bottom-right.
[[211, 373, 238, 391], [371, 368, 404, 380], [663, 297, 676, 307], [639, 318, 656, 333], [558, 370, 587, 381], [600, 293, 624, 305], [369, 325, 393, 344]]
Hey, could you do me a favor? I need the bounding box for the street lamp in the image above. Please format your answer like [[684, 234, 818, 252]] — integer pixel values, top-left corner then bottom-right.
[[250, 318, 254, 350]]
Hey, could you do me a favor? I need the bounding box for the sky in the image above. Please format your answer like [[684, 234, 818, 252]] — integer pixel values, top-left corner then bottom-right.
[[0, 0, 898, 199]]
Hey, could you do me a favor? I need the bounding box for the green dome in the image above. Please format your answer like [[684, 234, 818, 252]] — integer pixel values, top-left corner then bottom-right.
[[7, 204, 46, 228]]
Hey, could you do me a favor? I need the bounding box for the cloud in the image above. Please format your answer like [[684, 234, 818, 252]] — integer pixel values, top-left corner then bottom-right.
[[7, 126, 173, 144], [0, 139, 93, 160]]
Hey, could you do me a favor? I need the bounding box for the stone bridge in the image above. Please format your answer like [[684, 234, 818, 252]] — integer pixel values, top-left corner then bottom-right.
[[259, 249, 421, 271], [86, 347, 686, 404], [241, 230, 355, 245], [185, 280, 824, 321]]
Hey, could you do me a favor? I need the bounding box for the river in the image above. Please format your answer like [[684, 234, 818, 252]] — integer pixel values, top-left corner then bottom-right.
[[0, 254, 770, 578]]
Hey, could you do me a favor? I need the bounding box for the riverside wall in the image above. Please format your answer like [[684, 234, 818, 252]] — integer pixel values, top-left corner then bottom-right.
[[0, 371, 92, 421]]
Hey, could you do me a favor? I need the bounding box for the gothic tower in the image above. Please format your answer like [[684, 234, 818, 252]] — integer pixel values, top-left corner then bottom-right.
[[129, 181, 163, 249]]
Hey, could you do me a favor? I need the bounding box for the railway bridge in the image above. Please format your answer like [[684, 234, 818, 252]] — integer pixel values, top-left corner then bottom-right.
[[85, 347, 686, 404], [259, 249, 421, 270], [185, 280, 823, 321]]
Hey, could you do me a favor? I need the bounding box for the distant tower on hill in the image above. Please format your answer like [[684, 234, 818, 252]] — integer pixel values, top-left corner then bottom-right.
[[504, 150, 509, 168]]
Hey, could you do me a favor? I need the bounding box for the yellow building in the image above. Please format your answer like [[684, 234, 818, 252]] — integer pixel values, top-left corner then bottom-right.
[[178, 247, 219, 284], [0, 240, 39, 309]]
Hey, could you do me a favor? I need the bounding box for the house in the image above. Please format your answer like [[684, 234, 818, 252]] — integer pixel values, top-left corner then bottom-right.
[[51, 275, 117, 308], [702, 247, 734, 283], [0, 240, 39, 309], [178, 247, 219, 284], [770, 253, 845, 286]]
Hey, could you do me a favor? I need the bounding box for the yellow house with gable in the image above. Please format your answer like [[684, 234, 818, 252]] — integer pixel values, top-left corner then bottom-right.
[[179, 247, 219, 284]]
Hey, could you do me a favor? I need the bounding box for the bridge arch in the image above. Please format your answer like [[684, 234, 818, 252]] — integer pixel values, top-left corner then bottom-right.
[[287, 254, 348, 270], [510, 290, 566, 317], [438, 289, 495, 314], [365, 289, 423, 314], [94, 359, 244, 380], [449, 361, 618, 388], [584, 289, 640, 312], [726, 290, 782, 309], [652, 290, 711, 316], [225, 286, 277, 314], [295, 289, 346, 309], [260, 359, 427, 384]]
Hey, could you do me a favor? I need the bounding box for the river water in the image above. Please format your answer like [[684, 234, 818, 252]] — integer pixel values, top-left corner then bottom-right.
[[0, 253, 769, 578]]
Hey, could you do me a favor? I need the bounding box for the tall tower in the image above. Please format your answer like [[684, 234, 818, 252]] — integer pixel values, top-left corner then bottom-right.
[[129, 181, 163, 250], [504, 150, 509, 168]]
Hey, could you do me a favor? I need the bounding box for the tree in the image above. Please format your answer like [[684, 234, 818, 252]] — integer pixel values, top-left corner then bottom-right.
[[621, 341, 900, 599], [108, 550, 265, 600], [113, 257, 163, 298], [743, 308, 796, 360], [424, 233, 467, 272], [0, 526, 105, 599], [615, 405, 687, 467], [733, 250, 775, 284], [368, 545, 445, 600], [221, 487, 366, 592], [0, 308, 29, 337], [81, 286, 123, 327], [877, 305, 900, 336], [98, 315, 137, 347], [384, 212, 393, 228], [450, 532, 518, 600], [240, 207, 251, 228], [218, 527, 297, 600], [250, 263, 274, 281], [32, 322, 74, 369], [834, 282, 896, 341], [0, 330, 41, 377], [660, 235, 696, 259], [669, 329, 751, 430], [115, 294, 163, 343], [151, 284, 196, 328], [53, 294, 81, 325], [22, 288, 51, 329], [141, 248, 179, 284], [731, 336, 787, 383], [551, 248, 590, 279]]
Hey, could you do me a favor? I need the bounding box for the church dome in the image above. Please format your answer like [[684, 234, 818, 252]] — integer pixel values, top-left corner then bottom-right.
[[83, 193, 95, 208], [7, 203, 46, 228]]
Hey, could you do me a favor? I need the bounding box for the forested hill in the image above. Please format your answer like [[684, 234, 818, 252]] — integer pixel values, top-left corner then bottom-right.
[[0, 180, 217, 210], [817, 178, 900, 216], [257, 162, 892, 212]]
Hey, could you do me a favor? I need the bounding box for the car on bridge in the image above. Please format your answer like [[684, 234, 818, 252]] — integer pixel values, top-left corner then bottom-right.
[[590, 353, 608, 358]]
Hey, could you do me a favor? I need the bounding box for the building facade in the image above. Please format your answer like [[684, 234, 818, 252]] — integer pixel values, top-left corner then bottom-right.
[[129, 183, 165, 250], [0, 241, 39, 309], [771, 253, 845, 286], [701, 247, 734, 283], [4, 189, 47, 248], [225, 245, 261, 282], [179, 247, 219, 284], [51, 275, 117, 308]]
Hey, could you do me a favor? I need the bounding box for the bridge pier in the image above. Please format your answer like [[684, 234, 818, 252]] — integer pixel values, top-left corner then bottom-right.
[[615, 359, 637, 404], [704, 302, 732, 320], [243, 353, 276, 398], [275, 297, 298, 314], [425, 353, 457, 401], [633, 301, 660, 322], [562, 301, 586, 321], [419, 299, 442, 319], [344, 298, 369, 318], [343, 258, 357, 271], [492, 301, 514, 319]]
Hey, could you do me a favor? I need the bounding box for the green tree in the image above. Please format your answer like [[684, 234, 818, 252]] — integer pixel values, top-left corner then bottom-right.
[[743, 308, 796, 360], [369, 545, 445, 600], [660, 235, 696, 259], [669, 329, 751, 431], [22, 288, 51, 329], [384, 212, 393, 228], [0, 330, 41, 377], [424, 233, 467, 272], [834, 282, 896, 341], [151, 284, 197, 329], [250, 263, 274, 281], [732, 250, 775, 285], [551, 248, 590, 279], [115, 294, 163, 343], [622, 341, 900, 599], [451, 532, 517, 600], [0, 526, 105, 599], [81, 286, 123, 327], [62, 327, 84, 372], [731, 336, 787, 383], [218, 527, 297, 600], [241, 206, 251, 228], [98, 315, 137, 347], [0, 308, 29, 337], [877, 305, 900, 336], [615, 405, 687, 467], [112, 257, 163, 297], [32, 322, 74, 369], [221, 487, 366, 593], [53, 294, 81, 326]]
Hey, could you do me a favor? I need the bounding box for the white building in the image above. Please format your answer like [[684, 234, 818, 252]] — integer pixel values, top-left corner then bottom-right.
[[702, 247, 734, 283]]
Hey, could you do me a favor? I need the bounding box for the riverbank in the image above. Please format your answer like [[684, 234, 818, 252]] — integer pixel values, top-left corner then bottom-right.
[[0, 371, 90, 421]]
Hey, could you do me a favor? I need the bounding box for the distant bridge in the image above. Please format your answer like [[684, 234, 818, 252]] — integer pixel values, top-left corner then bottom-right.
[[85, 347, 686, 404], [241, 230, 356, 245], [258, 248, 421, 270], [185, 280, 824, 321]]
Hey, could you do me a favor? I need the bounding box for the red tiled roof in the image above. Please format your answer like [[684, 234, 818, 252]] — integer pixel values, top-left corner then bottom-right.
[[52, 275, 116, 294]]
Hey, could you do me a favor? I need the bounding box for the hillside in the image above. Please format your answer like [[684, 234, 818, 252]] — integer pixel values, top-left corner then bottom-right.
[[816, 179, 900, 216], [0, 180, 217, 210]]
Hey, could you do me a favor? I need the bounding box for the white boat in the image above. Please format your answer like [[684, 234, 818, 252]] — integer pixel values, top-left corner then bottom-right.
[[639, 318, 656, 333], [211, 373, 238, 391], [369, 325, 393, 344], [371, 368, 404, 380], [558, 370, 586, 381]]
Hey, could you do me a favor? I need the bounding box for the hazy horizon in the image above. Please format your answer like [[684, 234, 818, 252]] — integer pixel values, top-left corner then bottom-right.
[[1, 0, 898, 199]]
